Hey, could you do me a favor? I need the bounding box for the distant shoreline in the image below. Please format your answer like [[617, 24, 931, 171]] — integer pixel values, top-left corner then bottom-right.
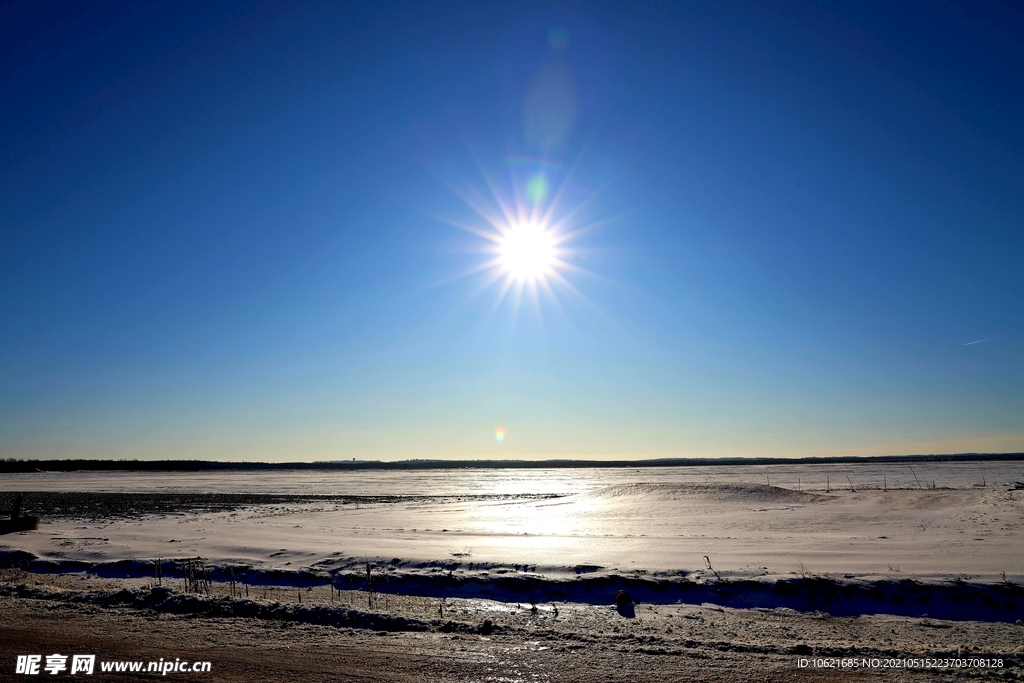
[[2, 452, 1022, 473]]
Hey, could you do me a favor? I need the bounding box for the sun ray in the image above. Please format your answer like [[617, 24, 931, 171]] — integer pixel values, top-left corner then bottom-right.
[[545, 268, 621, 328], [429, 143, 627, 329], [455, 268, 521, 337], [440, 182, 511, 235], [421, 210, 504, 243], [458, 132, 522, 230], [550, 210, 632, 244], [506, 279, 526, 333], [539, 149, 584, 228], [536, 275, 567, 318], [422, 257, 505, 291], [537, 129, 602, 229], [490, 274, 518, 314]]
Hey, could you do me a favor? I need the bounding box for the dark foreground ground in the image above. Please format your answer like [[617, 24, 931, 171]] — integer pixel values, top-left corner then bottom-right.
[[0, 596, 880, 683], [2, 572, 1022, 682]]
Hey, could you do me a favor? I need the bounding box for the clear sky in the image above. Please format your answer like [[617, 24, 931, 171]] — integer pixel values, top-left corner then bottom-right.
[[2, 1, 1022, 461]]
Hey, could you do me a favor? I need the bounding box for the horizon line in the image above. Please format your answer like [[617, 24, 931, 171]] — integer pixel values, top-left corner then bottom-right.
[[2, 452, 1023, 473]]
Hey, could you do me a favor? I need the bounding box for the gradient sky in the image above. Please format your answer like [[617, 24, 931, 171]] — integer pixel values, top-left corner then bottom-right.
[[2, 1, 1022, 461]]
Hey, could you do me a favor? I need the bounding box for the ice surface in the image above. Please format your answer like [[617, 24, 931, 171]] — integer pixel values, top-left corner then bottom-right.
[[3, 461, 1023, 585]]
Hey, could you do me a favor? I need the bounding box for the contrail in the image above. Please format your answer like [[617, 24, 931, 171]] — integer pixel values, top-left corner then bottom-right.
[[963, 339, 990, 346]]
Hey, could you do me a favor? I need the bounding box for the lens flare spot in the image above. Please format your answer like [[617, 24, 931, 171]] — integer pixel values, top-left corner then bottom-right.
[[500, 222, 555, 281], [495, 427, 506, 443], [548, 27, 568, 52], [526, 173, 549, 205]]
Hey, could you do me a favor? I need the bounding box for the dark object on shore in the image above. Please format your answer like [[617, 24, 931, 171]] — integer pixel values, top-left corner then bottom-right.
[[614, 590, 636, 618], [478, 619, 494, 635], [0, 495, 39, 534]]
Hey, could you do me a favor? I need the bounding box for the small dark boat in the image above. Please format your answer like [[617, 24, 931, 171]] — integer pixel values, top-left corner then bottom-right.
[[0, 494, 39, 534]]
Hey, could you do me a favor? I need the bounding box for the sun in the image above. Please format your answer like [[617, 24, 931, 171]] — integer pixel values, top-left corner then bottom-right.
[[499, 221, 555, 282], [431, 155, 609, 318]]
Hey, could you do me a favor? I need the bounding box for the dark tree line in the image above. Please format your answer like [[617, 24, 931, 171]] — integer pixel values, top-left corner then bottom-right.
[[1, 453, 1021, 473]]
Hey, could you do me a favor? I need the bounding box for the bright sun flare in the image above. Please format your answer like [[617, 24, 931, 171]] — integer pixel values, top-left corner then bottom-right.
[[435, 157, 606, 316], [499, 221, 555, 282]]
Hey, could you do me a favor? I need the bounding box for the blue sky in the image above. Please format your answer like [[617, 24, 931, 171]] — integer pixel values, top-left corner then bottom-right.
[[2, 1, 1022, 461]]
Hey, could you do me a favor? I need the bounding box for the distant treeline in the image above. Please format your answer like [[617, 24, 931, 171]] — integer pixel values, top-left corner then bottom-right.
[[1, 453, 1022, 473]]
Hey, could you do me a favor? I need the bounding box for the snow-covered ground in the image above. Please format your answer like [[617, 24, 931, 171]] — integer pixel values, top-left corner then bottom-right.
[[3, 461, 1022, 586]]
